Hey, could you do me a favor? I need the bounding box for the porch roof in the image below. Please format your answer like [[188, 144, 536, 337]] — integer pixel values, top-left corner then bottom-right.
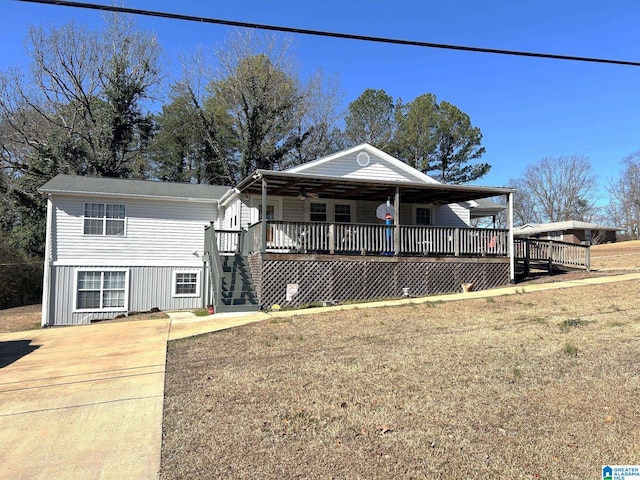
[[236, 170, 515, 204]]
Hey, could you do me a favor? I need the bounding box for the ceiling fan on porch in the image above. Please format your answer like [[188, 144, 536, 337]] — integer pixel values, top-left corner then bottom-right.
[[297, 188, 320, 200]]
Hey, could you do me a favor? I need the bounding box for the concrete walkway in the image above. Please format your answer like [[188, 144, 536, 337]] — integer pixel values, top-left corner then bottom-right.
[[1, 271, 638, 479]]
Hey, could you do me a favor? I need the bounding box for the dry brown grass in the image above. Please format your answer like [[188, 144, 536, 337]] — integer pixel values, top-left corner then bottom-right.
[[591, 240, 640, 271], [0, 304, 42, 333], [161, 281, 640, 479], [0, 305, 167, 333]]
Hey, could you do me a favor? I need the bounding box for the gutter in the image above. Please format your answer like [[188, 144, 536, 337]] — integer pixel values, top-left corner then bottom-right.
[[219, 172, 263, 208], [219, 187, 241, 208]]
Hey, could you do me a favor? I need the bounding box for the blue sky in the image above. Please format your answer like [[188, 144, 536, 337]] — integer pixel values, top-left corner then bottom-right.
[[2, 0, 640, 207]]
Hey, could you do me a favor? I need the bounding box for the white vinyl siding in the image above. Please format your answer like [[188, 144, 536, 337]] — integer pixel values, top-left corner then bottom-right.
[[286, 148, 439, 184], [434, 203, 470, 227], [292, 152, 419, 182], [52, 195, 216, 265]]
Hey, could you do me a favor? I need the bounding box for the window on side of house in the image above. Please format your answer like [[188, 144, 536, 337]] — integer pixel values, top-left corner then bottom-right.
[[334, 204, 352, 223], [310, 202, 327, 222], [76, 270, 128, 310], [415, 206, 432, 226], [84, 203, 126, 236], [173, 271, 200, 297]]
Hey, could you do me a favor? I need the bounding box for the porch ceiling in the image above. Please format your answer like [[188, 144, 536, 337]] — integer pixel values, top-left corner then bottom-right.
[[237, 170, 515, 204]]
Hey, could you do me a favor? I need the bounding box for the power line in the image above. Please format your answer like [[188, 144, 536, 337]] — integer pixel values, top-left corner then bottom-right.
[[16, 0, 640, 68]]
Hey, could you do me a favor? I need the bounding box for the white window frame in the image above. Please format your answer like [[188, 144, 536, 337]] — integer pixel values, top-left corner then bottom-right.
[[249, 196, 282, 224], [306, 200, 357, 223], [172, 270, 201, 298], [308, 199, 330, 222], [412, 204, 434, 226], [74, 268, 129, 312], [334, 201, 356, 223], [83, 202, 127, 236]]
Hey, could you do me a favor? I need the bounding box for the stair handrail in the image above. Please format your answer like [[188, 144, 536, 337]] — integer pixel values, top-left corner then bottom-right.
[[205, 223, 224, 310]]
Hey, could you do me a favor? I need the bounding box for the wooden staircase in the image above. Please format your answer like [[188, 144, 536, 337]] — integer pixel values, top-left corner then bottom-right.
[[218, 255, 260, 312]]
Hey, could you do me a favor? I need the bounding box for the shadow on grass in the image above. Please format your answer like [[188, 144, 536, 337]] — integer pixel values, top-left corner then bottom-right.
[[0, 340, 40, 368]]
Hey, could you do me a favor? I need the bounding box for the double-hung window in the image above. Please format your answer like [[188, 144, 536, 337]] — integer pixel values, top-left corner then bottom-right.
[[76, 270, 128, 311], [415, 206, 432, 226], [173, 271, 200, 297], [334, 204, 352, 223], [309, 202, 327, 222], [84, 203, 126, 236]]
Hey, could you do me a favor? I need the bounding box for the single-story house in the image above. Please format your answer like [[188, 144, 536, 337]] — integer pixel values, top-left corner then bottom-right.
[[39, 143, 516, 326], [514, 221, 619, 245]]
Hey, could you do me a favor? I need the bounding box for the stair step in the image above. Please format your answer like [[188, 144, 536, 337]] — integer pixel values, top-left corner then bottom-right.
[[216, 254, 259, 312], [217, 303, 260, 313]]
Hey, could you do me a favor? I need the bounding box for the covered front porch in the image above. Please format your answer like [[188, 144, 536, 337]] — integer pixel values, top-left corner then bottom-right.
[[219, 168, 515, 262], [206, 167, 517, 310]]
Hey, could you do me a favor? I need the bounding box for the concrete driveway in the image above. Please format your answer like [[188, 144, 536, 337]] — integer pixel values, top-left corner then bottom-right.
[[0, 319, 170, 480]]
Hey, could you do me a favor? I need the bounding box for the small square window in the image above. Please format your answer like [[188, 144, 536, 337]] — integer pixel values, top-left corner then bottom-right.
[[173, 271, 200, 297]]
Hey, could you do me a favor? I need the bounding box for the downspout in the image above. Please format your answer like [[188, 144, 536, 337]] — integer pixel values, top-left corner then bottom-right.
[[507, 192, 515, 283], [41, 195, 54, 327]]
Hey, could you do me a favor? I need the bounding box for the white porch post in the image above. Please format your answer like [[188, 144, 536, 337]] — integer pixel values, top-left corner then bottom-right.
[[507, 191, 515, 283], [261, 176, 267, 253], [394, 187, 400, 255]]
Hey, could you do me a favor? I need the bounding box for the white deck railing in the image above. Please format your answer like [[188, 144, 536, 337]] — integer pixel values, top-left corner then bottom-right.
[[514, 238, 590, 270], [241, 221, 509, 257]]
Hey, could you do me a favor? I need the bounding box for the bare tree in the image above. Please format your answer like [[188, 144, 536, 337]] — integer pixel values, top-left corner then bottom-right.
[[509, 156, 598, 225], [0, 15, 162, 256], [607, 152, 640, 239]]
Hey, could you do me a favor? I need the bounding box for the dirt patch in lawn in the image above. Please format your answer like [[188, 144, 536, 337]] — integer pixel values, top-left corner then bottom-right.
[[161, 279, 640, 479]]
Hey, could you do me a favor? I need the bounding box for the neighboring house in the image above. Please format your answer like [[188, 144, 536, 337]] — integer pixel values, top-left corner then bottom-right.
[[514, 221, 619, 245], [39, 143, 516, 326]]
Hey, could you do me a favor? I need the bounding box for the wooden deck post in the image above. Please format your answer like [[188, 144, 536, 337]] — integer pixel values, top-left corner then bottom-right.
[[507, 192, 515, 282], [454, 228, 460, 257], [394, 187, 400, 255], [261, 176, 267, 253], [329, 223, 335, 254]]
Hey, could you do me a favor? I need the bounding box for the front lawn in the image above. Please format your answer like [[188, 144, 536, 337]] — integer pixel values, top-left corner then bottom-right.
[[161, 280, 640, 479]]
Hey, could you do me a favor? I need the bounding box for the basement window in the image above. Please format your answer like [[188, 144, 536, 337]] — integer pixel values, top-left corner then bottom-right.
[[173, 271, 200, 297], [75, 270, 128, 311]]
